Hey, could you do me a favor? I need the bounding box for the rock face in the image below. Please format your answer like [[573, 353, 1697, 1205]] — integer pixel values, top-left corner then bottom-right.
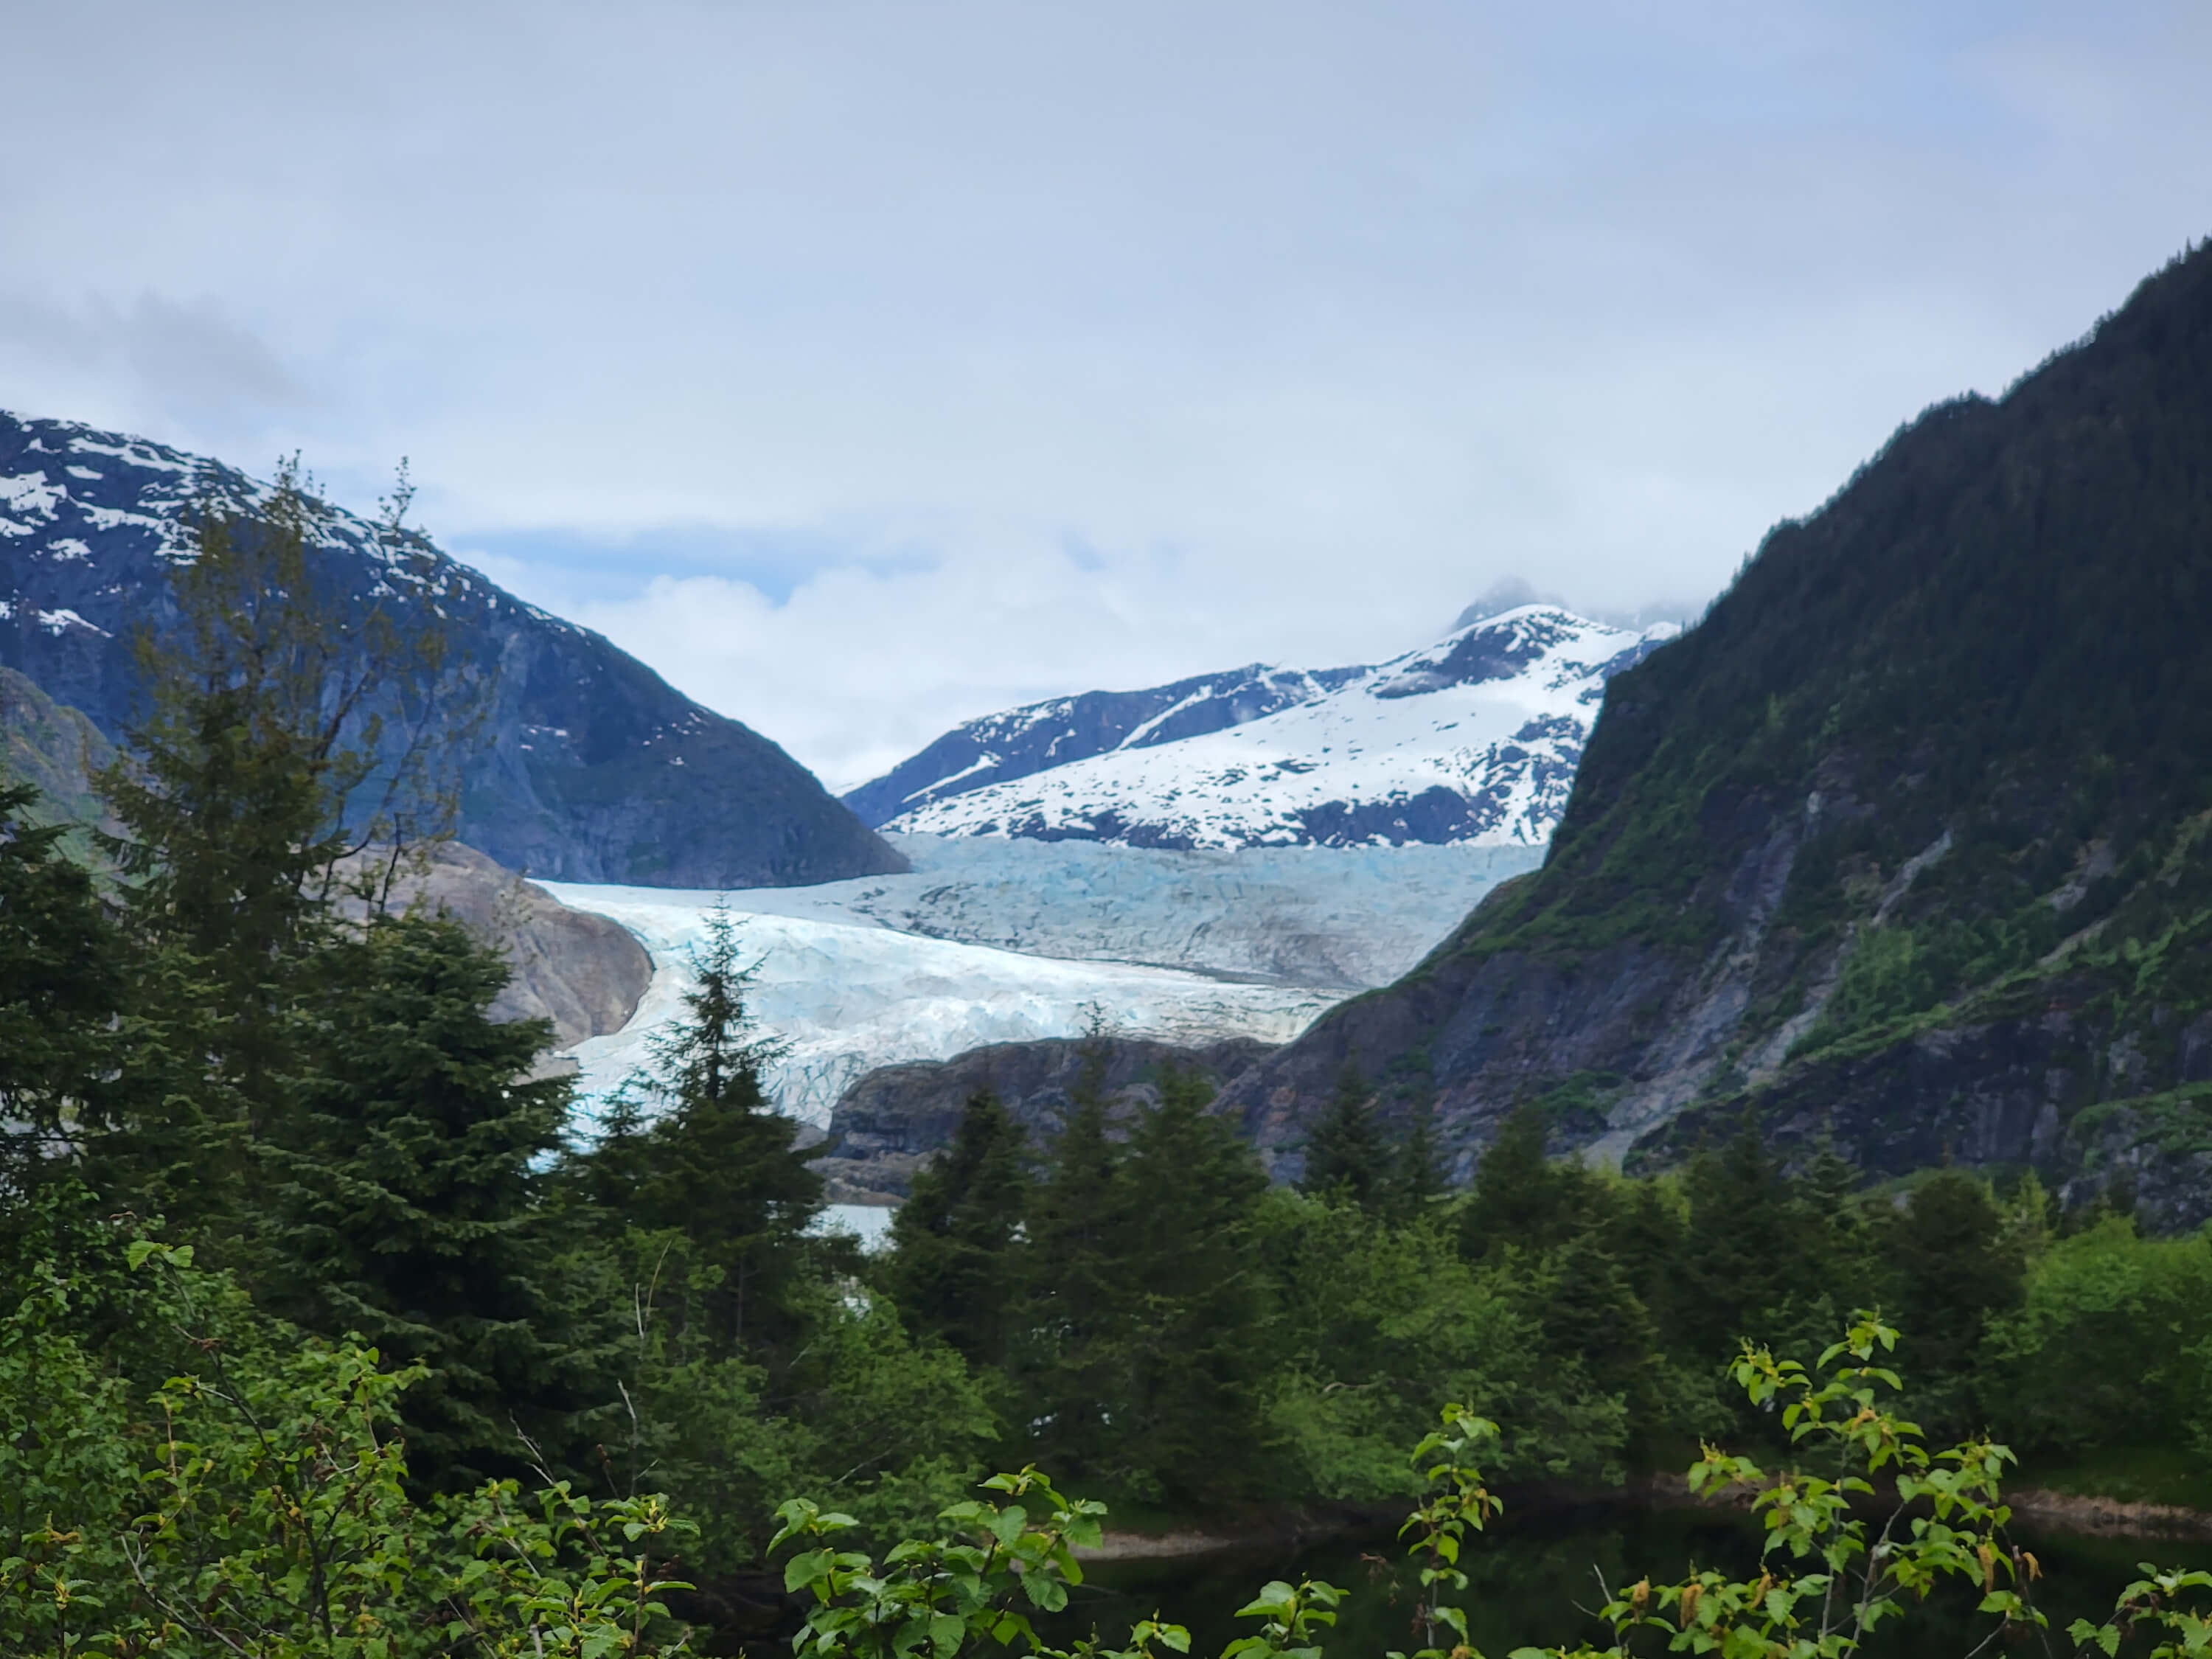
[[1218, 240, 2212, 1229], [358, 842, 655, 1051], [846, 608, 1674, 849], [811, 1035, 1277, 1200], [0, 665, 113, 836], [0, 411, 904, 888]]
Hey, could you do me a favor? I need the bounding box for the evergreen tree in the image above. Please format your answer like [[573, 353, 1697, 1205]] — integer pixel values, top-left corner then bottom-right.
[[0, 771, 127, 1203], [1390, 1092, 1447, 1220], [563, 1082, 653, 1220], [94, 460, 467, 1223], [1677, 1117, 1797, 1355], [1302, 1062, 1385, 1209], [1113, 1065, 1270, 1504], [1603, 1175, 1686, 1339], [260, 911, 592, 1488], [883, 1089, 1029, 1369], [1015, 1034, 1132, 1482], [1461, 1106, 1602, 1259], [627, 907, 821, 1355], [1789, 1139, 1879, 1312], [1526, 1228, 1663, 1450], [1884, 1170, 2024, 1387]]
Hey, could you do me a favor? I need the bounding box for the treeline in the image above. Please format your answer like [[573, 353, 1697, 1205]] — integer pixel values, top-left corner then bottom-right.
[[888, 1071, 2212, 1512], [8, 474, 2212, 1651], [0, 476, 992, 1616]]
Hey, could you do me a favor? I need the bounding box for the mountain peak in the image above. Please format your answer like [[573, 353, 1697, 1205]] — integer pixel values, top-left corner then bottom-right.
[[0, 410, 903, 887], [846, 605, 1676, 851]]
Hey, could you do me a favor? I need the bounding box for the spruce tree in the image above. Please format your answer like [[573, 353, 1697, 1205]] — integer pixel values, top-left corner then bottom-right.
[[1015, 1034, 1131, 1481], [1461, 1106, 1599, 1259], [1113, 1065, 1270, 1504], [1302, 1062, 1385, 1208], [628, 907, 821, 1356], [1526, 1228, 1663, 1447], [94, 460, 467, 1223], [1604, 1175, 1686, 1340], [563, 1082, 653, 1220], [261, 911, 591, 1488], [1677, 1117, 1795, 1356], [883, 1089, 1029, 1368], [1885, 1171, 2023, 1385], [1390, 1092, 1447, 1219], [0, 771, 127, 1202]]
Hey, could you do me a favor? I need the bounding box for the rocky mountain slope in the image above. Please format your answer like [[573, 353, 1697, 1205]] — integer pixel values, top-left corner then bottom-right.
[[0, 412, 901, 887], [810, 1035, 1275, 1201], [1219, 239, 2212, 1228], [846, 608, 1674, 849], [0, 664, 648, 1049], [0, 666, 111, 839]]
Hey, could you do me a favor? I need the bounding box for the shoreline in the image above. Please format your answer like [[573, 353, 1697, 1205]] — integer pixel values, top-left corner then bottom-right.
[[1074, 1478, 2212, 1565]]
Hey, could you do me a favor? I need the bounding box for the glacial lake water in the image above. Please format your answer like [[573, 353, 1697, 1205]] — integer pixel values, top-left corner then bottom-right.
[[1050, 1505, 2212, 1659]]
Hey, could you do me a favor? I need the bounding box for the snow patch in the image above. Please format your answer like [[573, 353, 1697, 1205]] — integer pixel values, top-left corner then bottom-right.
[[37, 608, 108, 636]]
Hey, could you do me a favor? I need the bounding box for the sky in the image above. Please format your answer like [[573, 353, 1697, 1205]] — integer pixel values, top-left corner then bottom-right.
[[4, 2, 2208, 793]]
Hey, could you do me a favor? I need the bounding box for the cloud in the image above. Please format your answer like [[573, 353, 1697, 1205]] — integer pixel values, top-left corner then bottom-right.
[[4, 1, 2208, 785], [0, 292, 310, 434]]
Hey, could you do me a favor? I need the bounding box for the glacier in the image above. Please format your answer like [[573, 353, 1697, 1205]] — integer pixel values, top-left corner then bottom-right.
[[543, 831, 1543, 1124]]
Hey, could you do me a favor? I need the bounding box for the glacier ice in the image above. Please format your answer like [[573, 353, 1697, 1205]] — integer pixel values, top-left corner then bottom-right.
[[543, 831, 1543, 1124]]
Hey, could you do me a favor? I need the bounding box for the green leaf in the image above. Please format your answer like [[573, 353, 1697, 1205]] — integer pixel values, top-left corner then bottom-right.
[[1023, 1574, 1068, 1613], [785, 1548, 835, 1593], [1237, 1582, 1298, 1619]]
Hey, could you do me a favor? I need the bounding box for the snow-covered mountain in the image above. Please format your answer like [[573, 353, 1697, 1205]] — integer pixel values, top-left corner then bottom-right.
[[846, 606, 1678, 849], [0, 411, 900, 887]]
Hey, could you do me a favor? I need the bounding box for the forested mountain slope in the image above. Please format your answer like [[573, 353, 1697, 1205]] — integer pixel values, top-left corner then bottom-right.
[[0, 413, 902, 886], [1220, 237, 2212, 1225]]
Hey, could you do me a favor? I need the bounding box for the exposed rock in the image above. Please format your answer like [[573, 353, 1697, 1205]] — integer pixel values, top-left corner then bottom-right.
[[347, 841, 654, 1051], [0, 664, 113, 836], [1215, 240, 2212, 1222], [0, 662, 650, 1053], [811, 1035, 1277, 1199]]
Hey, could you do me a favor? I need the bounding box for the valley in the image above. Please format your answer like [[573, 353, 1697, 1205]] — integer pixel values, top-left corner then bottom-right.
[[10, 18, 2210, 1658]]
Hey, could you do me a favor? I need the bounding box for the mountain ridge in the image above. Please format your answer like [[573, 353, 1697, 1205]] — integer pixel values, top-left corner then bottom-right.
[[846, 607, 1675, 850], [0, 411, 903, 887], [1216, 237, 2212, 1226]]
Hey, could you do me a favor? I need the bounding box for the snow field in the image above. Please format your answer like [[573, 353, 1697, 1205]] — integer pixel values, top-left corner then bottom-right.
[[882, 608, 1671, 849]]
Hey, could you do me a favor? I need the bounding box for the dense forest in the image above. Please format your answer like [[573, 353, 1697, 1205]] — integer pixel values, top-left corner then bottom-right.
[[10, 471, 2212, 1656]]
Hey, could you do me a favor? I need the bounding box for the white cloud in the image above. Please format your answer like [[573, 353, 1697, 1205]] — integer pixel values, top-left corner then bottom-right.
[[4, 1, 2208, 785]]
